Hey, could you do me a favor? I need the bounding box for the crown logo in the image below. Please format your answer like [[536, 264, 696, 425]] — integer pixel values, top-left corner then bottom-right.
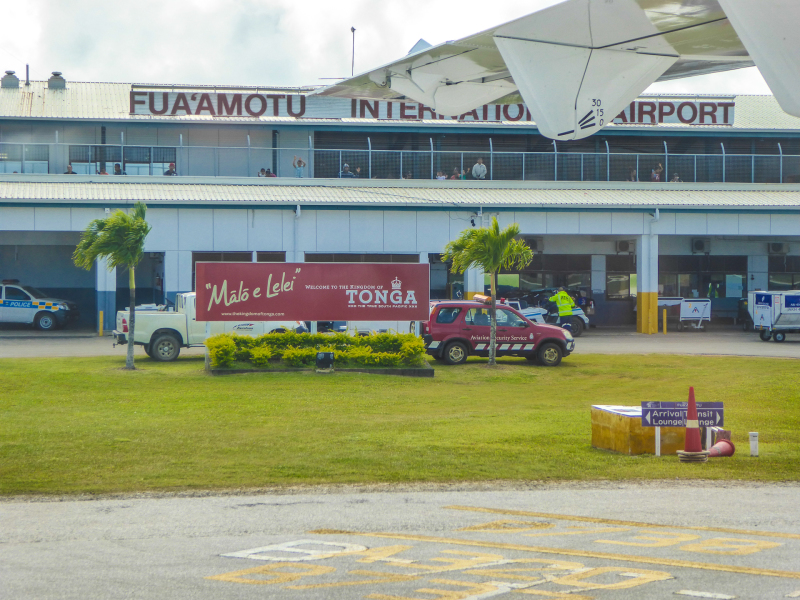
[[391, 277, 402, 289]]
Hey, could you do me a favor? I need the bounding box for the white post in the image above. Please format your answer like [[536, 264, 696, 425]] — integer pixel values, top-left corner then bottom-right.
[[706, 427, 713, 451], [655, 426, 661, 457]]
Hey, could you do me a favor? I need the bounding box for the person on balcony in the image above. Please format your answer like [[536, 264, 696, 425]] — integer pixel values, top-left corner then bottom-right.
[[164, 162, 177, 176], [113, 163, 126, 175], [340, 163, 355, 178], [472, 157, 487, 180], [293, 155, 306, 178], [650, 162, 663, 182], [64, 164, 77, 174], [670, 173, 683, 182], [627, 166, 638, 182]]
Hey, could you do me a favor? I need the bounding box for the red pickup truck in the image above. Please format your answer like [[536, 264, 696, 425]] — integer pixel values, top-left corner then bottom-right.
[[422, 300, 575, 366]]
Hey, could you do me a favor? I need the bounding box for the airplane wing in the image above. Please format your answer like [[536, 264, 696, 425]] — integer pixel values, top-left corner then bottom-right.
[[313, 0, 800, 141]]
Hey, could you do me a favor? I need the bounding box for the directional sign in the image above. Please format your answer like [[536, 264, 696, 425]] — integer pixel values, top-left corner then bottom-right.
[[641, 401, 724, 427]]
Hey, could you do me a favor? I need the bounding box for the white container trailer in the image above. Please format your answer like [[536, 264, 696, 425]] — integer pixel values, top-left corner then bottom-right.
[[748, 290, 800, 342]]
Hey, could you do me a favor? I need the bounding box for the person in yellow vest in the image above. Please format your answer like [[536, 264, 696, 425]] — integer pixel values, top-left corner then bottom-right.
[[548, 287, 576, 324]]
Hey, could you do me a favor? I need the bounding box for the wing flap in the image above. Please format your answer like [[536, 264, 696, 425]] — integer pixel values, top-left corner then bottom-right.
[[717, 0, 800, 117]]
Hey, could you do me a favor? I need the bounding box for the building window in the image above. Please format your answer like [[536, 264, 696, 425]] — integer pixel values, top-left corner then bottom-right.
[[606, 273, 637, 300], [305, 253, 419, 263], [606, 254, 636, 300], [257, 252, 286, 262], [191, 251, 252, 291], [769, 256, 800, 290]]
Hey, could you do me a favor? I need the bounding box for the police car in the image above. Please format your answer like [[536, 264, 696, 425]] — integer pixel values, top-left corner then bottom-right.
[[0, 280, 79, 330]]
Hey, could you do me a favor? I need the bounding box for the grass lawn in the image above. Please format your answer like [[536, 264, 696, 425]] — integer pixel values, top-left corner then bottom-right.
[[1, 353, 798, 495]]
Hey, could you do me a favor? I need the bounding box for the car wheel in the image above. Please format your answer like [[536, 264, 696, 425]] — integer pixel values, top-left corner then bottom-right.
[[570, 317, 585, 337], [271, 328, 287, 334], [774, 332, 786, 343], [759, 329, 772, 342], [676, 321, 684, 332], [151, 333, 181, 362], [742, 321, 752, 332], [35, 311, 57, 331], [443, 342, 468, 365], [538, 342, 562, 367]]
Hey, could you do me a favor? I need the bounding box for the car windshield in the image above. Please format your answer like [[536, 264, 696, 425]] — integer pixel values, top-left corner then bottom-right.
[[20, 285, 49, 299]]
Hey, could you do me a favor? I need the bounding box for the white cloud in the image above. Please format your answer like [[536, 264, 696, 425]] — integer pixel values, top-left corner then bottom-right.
[[0, 0, 776, 97]]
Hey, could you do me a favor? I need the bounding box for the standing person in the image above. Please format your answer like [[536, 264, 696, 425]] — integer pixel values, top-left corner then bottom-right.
[[670, 173, 683, 182], [461, 167, 471, 180], [548, 287, 576, 325], [164, 162, 177, 176], [650, 162, 663, 182], [340, 163, 355, 178], [472, 157, 487, 180], [257, 168, 267, 177], [628, 166, 638, 182], [113, 163, 126, 175], [450, 167, 461, 180], [64, 163, 77, 174], [293, 155, 306, 178]]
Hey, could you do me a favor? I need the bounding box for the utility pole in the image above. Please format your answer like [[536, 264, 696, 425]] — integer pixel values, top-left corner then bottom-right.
[[351, 26, 356, 76]]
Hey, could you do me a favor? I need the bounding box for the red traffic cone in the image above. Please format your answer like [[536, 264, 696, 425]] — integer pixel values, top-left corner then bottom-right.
[[709, 438, 735, 457], [684, 387, 703, 452], [677, 387, 709, 462]]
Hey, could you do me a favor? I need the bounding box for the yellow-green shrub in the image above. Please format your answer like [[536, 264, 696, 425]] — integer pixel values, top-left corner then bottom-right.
[[205, 331, 427, 369], [249, 346, 273, 367], [205, 335, 236, 368], [282, 347, 318, 367]]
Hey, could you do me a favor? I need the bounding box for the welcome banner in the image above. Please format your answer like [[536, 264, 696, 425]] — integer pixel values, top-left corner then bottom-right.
[[196, 262, 430, 321]]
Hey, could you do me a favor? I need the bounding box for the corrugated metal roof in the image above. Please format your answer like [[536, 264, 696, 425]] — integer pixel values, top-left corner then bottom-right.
[[2, 177, 800, 209], [1, 81, 799, 132]]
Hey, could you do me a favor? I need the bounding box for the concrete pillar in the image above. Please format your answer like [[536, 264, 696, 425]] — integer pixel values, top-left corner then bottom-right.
[[636, 234, 659, 334], [95, 257, 116, 331], [163, 250, 188, 305], [464, 266, 484, 299], [591, 255, 606, 297], [748, 255, 769, 292]]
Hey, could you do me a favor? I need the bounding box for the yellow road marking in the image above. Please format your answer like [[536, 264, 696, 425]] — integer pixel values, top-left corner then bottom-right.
[[680, 538, 782, 556], [310, 531, 800, 580], [446, 506, 800, 540], [367, 579, 499, 600], [287, 570, 418, 590], [206, 562, 335, 585], [595, 530, 701, 548]]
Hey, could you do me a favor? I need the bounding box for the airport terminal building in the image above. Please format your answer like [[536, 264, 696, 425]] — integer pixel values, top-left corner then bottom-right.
[[1, 70, 800, 332]]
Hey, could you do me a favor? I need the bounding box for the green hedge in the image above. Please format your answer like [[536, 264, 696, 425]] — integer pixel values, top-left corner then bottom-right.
[[205, 332, 426, 369]]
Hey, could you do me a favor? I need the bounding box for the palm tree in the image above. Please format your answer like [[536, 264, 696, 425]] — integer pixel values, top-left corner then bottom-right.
[[73, 202, 152, 370], [442, 216, 533, 366]]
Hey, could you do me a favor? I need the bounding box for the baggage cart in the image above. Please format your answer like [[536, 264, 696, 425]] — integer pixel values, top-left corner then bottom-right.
[[657, 297, 711, 331], [748, 290, 800, 342]]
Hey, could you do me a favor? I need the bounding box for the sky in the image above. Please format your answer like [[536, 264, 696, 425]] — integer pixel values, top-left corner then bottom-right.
[[0, 0, 772, 96]]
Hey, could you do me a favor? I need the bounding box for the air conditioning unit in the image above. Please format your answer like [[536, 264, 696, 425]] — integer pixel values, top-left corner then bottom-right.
[[616, 240, 635, 254], [768, 242, 789, 255], [691, 238, 711, 254], [526, 237, 544, 254]]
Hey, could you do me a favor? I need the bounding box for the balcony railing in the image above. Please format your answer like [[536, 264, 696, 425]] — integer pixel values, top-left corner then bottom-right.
[[1, 141, 799, 184]]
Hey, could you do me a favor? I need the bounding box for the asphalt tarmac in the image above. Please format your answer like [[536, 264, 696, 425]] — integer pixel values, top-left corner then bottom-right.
[[1, 327, 798, 359], [3, 482, 800, 599]]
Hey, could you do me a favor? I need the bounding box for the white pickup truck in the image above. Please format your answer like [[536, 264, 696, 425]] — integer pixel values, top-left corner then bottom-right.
[[112, 292, 307, 361]]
